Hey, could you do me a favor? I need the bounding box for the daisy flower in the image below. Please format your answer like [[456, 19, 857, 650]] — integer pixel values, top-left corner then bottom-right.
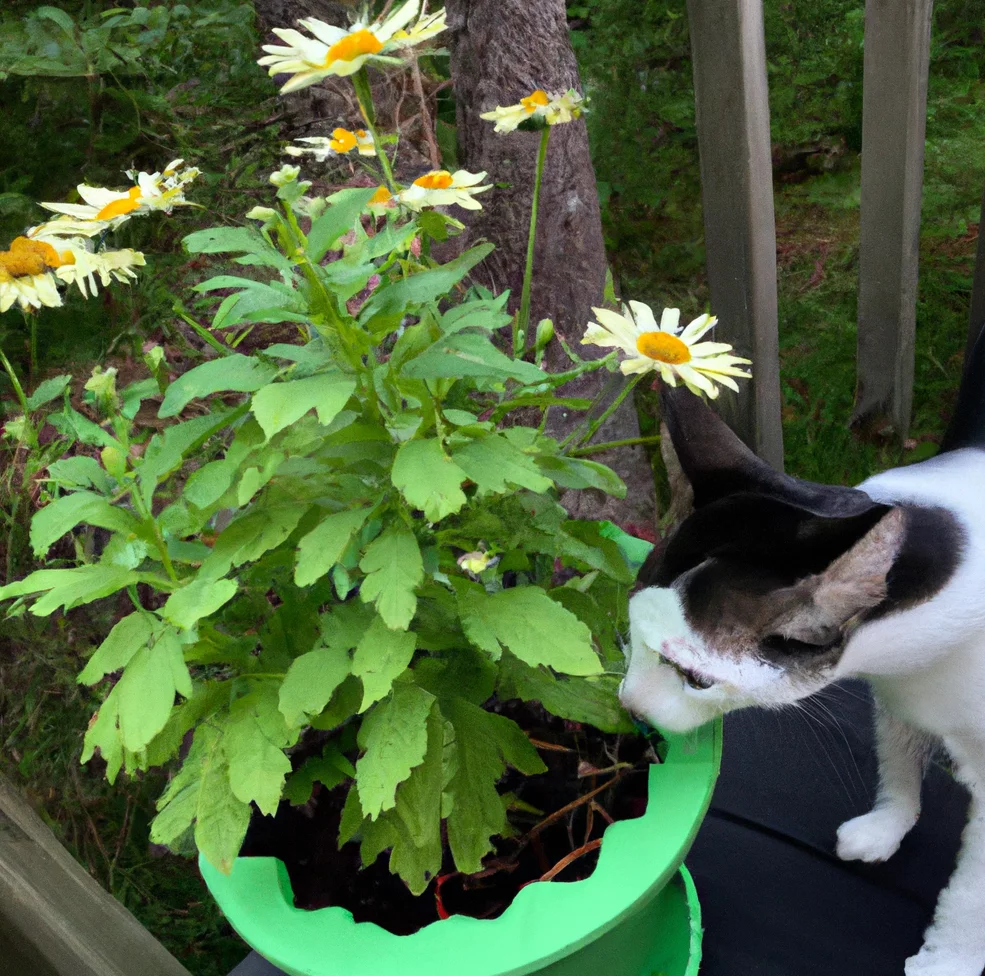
[[582, 301, 752, 399], [480, 88, 586, 134], [367, 185, 397, 216], [284, 128, 377, 161], [258, 0, 445, 94], [41, 159, 199, 226], [0, 236, 65, 312], [397, 169, 490, 211]]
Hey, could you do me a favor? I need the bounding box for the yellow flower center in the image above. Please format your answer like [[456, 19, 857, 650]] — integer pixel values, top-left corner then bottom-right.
[[413, 171, 454, 190], [369, 185, 392, 205], [325, 29, 382, 65], [636, 331, 692, 364], [96, 186, 142, 221], [329, 128, 358, 153], [522, 90, 550, 113], [0, 237, 70, 278]]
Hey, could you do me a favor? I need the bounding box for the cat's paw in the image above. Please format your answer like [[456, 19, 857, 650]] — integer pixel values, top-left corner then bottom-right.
[[905, 946, 985, 976], [835, 808, 914, 863]]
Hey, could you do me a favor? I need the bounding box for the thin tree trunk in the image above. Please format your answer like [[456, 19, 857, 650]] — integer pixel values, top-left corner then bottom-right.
[[444, 0, 656, 528]]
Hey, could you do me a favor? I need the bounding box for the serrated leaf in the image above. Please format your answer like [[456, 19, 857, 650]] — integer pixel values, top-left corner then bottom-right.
[[358, 527, 423, 630], [284, 744, 355, 806], [306, 187, 379, 261], [443, 698, 546, 874], [402, 332, 548, 384], [48, 407, 120, 448], [116, 627, 188, 752], [46, 456, 111, 493], [183, 226, 291, 272], [184, 459, 238, 509], [162, 577, 238, 630], [30, 490, 140, 557], [535, 456, 627, 497], [159, 354, 277, 418], [0, 565, 139, 616], [26, 373, 71, 411], [295, 508, 371, 587], [279, 643, 352, 726], [352, 616, 417, 711], [356, 683, 435, 819], [460, 587, 601, 675], [559, 520, 636, 584], [81, 693, 123, 783], [225, 688, 294, 816], [251, 372, 355, 439], [392, 439, 467, 522], [452, 433, 553, 494], [79, 612, 156, 685]]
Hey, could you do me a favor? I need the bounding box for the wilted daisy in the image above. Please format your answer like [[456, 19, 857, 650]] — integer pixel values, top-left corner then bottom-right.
[[481, 88, 586, 134], [367, 185, 397, 215], [582, 301, 752, 398], [258, 0, 445, 94], [0, 236, 65, 312], [285, 129, 377, 162], [397, 170, 490, 211], [41, 159, 199, 226]]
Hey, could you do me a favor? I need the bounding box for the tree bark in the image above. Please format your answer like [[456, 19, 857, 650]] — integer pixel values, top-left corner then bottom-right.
[[444, 0, 656, 527]]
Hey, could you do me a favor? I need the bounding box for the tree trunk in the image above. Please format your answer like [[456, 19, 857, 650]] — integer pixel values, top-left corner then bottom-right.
[[444, 0, 656, 528]]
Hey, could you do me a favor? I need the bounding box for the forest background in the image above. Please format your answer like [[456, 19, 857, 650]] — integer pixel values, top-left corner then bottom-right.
[[0, 1, 982, 971]]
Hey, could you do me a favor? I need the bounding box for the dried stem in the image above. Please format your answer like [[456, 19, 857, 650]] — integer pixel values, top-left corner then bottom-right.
[[539, 838, 603, 882]]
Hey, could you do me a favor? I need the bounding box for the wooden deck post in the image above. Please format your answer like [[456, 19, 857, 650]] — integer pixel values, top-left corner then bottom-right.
[[852, 0, 934, 439], [965, 184, 985, 362], [0, 776, 192, 976], [686, 0, 784, 471]]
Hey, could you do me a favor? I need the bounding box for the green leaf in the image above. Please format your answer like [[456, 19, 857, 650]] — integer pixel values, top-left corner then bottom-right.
[[360, 244, 494, 320], [201, 501, 309, 577], [116, 627, 189, 752], [225, 688, 294, 816], [278, 642, 352, 727], [443, 698, 546, 874], [559, 520, 636, 584], [452, 433, 554, 494], [392, 439, 467, 522], [378, 704, 444, 894], [306, 187, 378, 261], [80, 694, 123, 784], [402, 332, 548, 384], [352, 615, 417, 711], [284, 744, 355, 806], [0, 566, 139, 616], [439, 295, 512, 335], [251, 372, 356, 439], [162, 577, 238, 630], [358, 527, 423, 630], [35, 6, 76, 36], [79, 612, 156, 685], [184, 459, 238, 509], [535, 456, 627, 497], [460, 587, 602, 675], [498, 655, 635, 733], [49, 407, 120, 449], [26, 374, 71, 411], [294, 508, 371, 587], [356, 683, 435, 820], [159, 355, 278, 418], [183, 226, 291, 272], [30, 490, 141, 557], [46, 456, 110, 493]]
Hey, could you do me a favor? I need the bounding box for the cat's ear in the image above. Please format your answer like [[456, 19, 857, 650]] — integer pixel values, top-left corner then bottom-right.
[[660, 386, 878, 518]]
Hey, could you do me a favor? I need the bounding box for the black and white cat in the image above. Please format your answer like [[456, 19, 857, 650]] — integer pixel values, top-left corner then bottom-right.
[[620, 339, 985, 976]]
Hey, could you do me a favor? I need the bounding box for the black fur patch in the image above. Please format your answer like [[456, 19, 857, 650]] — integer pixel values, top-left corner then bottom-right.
[[940, 326, 985, 452]]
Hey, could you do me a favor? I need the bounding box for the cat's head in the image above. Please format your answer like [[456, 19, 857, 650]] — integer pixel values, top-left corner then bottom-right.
[[619, 388, 930, 732]]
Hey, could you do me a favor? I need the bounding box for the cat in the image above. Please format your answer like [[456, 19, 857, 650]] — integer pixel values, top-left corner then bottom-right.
[[619, 333, 985, 976]]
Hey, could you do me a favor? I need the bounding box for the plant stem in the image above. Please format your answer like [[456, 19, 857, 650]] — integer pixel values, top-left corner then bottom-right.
[[515, 126, 551, 357], [0, 347, 31, 420], [352, 70, 397, 193], [561, 373, 644, 452], [568, 434, 663, 457], [173, 304, 231, 356], [27, 314, 37, 392]]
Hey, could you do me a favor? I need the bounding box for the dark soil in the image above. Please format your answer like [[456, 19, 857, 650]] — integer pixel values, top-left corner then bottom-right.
[[239, 702, 659, 935]]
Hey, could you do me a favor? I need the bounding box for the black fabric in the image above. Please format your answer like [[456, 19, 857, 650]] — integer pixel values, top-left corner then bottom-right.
[[687, 681, 970, 976], [229, 682, 971, 976]]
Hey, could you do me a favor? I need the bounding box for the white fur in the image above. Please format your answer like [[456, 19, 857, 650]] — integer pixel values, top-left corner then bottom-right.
[[622, 447, 985, 975]]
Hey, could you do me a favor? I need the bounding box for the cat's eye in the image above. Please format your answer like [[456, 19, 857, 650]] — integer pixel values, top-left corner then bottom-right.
[[761, 634, 836, 655], [680, 667, 714, 690]]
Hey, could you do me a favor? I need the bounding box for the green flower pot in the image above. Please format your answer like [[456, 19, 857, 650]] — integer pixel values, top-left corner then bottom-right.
[[200, 718, 722, 976]]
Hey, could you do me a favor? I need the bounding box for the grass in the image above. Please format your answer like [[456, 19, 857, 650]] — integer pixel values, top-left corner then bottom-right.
[[0, 1, 983, 974]]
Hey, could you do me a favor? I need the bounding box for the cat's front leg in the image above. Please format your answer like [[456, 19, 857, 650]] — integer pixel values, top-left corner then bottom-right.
[[837, 704, 926, 863], [905, 742, 985, 976]]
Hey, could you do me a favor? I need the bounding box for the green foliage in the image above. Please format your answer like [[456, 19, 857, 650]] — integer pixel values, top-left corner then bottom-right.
[[0, 169, 638, 896]]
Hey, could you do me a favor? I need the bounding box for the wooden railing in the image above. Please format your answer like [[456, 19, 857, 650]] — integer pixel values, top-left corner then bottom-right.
[[687, 0, 985, 465]]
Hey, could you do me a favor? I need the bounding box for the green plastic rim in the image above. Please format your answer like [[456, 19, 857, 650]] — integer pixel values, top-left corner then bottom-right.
[[201, 719, 722, 976]]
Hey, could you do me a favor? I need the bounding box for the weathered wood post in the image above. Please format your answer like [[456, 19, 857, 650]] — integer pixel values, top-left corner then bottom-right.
[[852, 0, 934, 439], [965, 185, 985, 361], [0, 777, 191, 975], [685, 0, 784, 470]]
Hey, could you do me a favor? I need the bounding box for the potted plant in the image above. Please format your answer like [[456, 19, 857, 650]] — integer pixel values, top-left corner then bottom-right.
[[0, 3, 747, 972]]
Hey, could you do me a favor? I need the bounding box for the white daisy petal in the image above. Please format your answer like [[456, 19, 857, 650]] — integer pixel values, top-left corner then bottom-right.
[[619, 357, 657, 375], [297, 18, 346, 46], [627, 300, 660, 333], [590, 307, 639, 352], [658, 306, 682, 333], [679, 313, 717, 343]]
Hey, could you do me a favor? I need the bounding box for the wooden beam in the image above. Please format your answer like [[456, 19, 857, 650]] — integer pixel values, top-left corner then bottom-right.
[[686, 0, 784, 471], [0, 777, 191, 976], [853, 0, 934, 439], [965, 184, 985, 363]]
